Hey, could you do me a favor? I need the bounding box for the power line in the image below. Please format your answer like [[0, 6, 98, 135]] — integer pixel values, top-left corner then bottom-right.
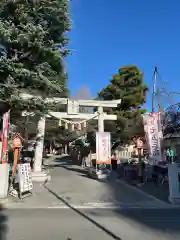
[[151, 67, 177, 112]]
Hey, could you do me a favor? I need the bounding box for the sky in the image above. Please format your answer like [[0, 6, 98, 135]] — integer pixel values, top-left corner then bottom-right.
[[66, 0, 180, 111]]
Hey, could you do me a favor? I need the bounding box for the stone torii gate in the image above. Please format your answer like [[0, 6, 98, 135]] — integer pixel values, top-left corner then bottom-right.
[[20, 93, 121, 181]]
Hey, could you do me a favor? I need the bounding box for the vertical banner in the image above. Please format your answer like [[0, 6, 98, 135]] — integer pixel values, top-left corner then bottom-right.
[[1, 111, 10, 164], [143, 112, 162, 164], [96, 132, 111, 164]]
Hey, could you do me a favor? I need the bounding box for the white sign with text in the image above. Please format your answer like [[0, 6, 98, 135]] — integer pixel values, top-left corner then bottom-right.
[[143, 112, 162, 163], [17, 163, 33, 193], [96, 132, 111, 164]]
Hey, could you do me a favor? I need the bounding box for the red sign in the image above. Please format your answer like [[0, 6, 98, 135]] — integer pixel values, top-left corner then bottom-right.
[[1, 111, 10, 163]]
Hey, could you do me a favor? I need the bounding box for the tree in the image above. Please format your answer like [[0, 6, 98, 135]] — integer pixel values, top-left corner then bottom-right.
[[98, 65, 148, 143], [0, 0, 70, 115]]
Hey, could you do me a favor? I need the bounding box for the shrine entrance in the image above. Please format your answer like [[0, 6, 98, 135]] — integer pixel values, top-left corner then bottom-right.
[[20, 93, 121, 181]]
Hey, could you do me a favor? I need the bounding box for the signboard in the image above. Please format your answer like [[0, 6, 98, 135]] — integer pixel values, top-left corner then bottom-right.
[[67, 100, 79, 115], [143, 112, 162, 164], [96, 132, 111, 164], [17, 163, 33, 194]]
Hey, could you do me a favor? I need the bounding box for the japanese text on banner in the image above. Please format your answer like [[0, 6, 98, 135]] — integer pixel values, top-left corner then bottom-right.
[[143, 113, 162, 163]]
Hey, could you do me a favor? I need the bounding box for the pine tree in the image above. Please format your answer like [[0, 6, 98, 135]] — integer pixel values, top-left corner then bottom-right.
[[0, 0, 70, 114], [98, 65, 148, 143]]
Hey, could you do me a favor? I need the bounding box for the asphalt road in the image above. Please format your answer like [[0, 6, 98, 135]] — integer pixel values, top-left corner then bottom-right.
[[117, 163, 170, 203], [1, 208, 180, 240], [2, 156, 180, 239]]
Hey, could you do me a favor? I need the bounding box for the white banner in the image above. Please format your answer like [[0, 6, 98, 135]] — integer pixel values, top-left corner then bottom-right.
[[96, 132, 111, 164], [143, 113, 162, 164]]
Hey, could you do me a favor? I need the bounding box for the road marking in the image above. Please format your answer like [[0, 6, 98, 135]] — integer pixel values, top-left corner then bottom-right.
[[48, 205, 120, 209], [47, 205, 174, 209]]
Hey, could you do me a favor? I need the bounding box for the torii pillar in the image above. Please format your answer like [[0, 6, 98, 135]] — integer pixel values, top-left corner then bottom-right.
[[31, 116, 49, 182]]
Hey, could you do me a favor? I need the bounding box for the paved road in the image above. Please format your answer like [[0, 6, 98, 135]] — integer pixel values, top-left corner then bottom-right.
[[2, 208, 180, 240], [43, 156, 170, 209], [6, 156, 170, 209], [1, 155, 180, 239], [117, 164, 170, 203]]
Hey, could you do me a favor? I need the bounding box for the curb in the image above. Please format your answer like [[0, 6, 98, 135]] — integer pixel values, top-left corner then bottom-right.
[[0, 198, 8, 205], [116, 178, 178, 208], [3, 203, 178, 210]]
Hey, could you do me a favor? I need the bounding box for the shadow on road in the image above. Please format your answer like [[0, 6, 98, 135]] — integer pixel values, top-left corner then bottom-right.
[[44, 181, 122, 240], [45, 154, 180, 237], [117, 165, 170, 203], [77, 173, 98, 181], [0, 204, 8, 240], [43, 156, 73, 169], [61, 166, 88, 175], [114, 208, 180, 234], [133, 181, 169, 203], [54, 155, 73, 163], [106, 171, 180, 236]]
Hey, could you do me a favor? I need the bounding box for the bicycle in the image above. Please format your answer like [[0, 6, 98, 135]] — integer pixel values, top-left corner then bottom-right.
[[124, 162, 148, 187], [155, 173, 168, 187], [98, 163, 107, 170]]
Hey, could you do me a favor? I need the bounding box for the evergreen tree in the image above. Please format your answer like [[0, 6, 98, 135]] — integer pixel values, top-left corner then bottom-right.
[[98, 65, 148, 143], [0, 0, 70, 114]]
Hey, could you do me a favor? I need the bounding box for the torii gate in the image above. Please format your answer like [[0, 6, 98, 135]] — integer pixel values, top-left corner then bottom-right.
[[20, 93, 121, 181]]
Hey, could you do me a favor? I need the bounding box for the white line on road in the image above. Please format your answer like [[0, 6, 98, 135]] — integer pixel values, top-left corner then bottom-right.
[[48, 205, 120, 209], [47, 205, 173, 209]]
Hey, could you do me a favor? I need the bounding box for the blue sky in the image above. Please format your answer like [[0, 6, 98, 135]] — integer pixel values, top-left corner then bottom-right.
[[66, 0, 180, 111]]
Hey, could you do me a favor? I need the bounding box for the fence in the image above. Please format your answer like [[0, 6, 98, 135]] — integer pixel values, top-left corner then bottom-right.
[[88, 149, 134, 161], [115, 149, 133, 160]]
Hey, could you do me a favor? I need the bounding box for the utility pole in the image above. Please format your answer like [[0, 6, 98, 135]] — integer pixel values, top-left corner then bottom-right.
[[152, 66, 157, 113]]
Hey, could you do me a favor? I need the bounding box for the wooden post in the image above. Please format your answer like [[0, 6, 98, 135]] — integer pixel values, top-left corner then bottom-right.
[[11, 134, 23, 177]]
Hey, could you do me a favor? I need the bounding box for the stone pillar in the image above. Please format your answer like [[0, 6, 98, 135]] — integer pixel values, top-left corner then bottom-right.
[[32, 116, 50, 182], [98, 106, 104, 132], [34, 116, 45, 172], [65, 144, 67, 154]]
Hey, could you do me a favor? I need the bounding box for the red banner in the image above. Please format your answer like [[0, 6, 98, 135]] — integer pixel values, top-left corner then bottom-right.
[[1, 111, 10, 164]]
